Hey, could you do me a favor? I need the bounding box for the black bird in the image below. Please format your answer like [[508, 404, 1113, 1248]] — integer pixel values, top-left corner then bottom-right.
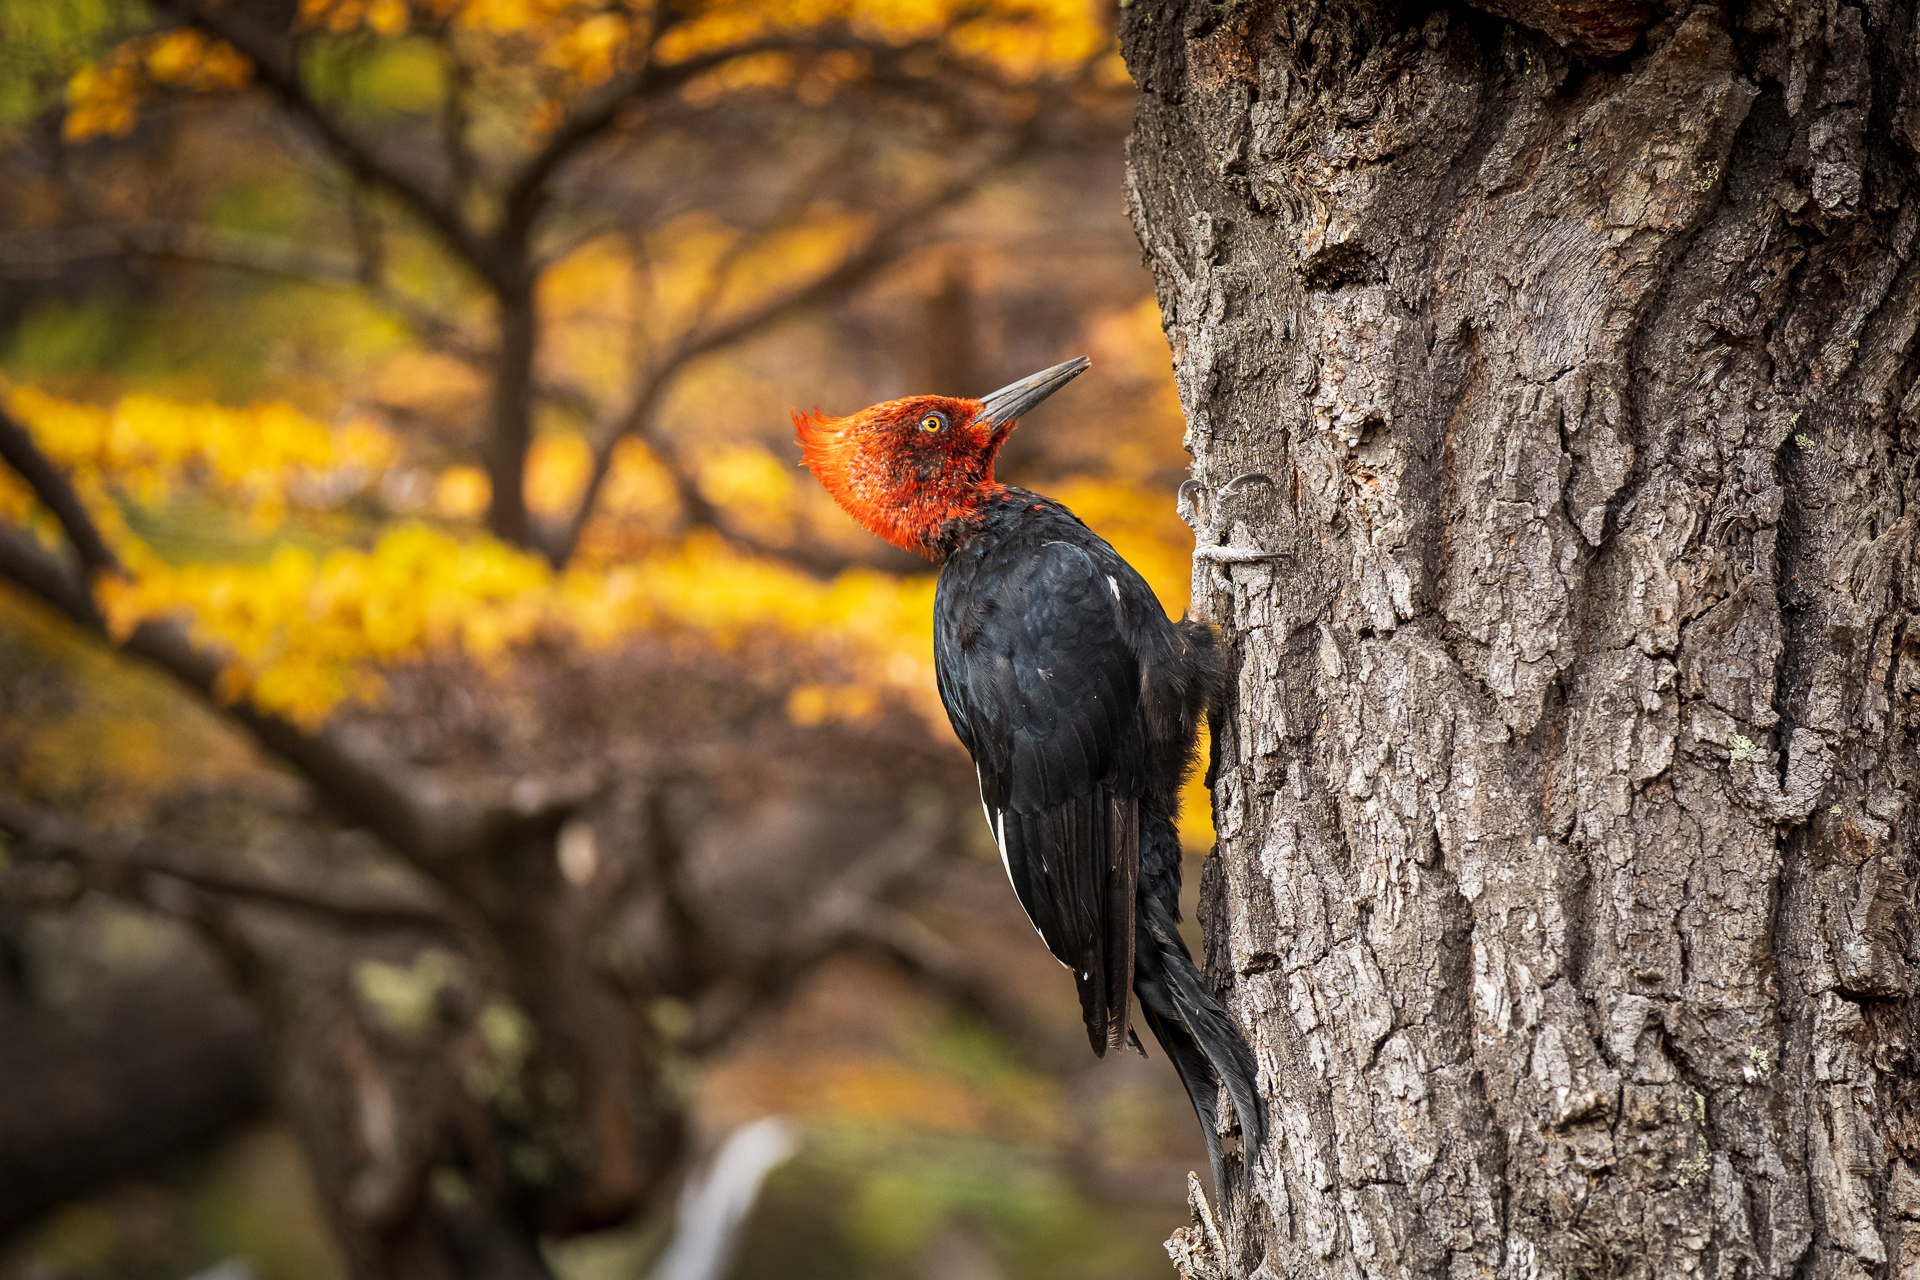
[[794, 357, 1264, 1183]]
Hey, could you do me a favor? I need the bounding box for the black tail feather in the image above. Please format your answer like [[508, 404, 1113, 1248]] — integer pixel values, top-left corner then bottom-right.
[[1133, 895, 1265, 1192], [1136, 993, 1229, 1188]]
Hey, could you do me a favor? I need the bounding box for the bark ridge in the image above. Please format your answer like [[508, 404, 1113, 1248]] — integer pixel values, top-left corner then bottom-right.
[[1124, 0, 1920, 1276]]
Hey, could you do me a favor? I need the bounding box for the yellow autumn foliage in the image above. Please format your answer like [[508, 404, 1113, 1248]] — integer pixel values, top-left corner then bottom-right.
[[63, 27, 250, 142], [697, 444, 798, 514], [142, 28, 254, 89], [2, 381, 942, 727], [524, 432, 593, 518], [590, 439, 681, 527], [4, 377, 1210, 839], [543, 12, 631, 86], [88, 520, 943, 730], [97, 528, 556, 722], [62, 58, 141, 141], [654, 0, 1104, 79], [67, 0, 1101, 154], [298, 0, 412, 36], [1, 379, 394, 535], [434, 465, 492, 519], [536, 216, 871, 417]]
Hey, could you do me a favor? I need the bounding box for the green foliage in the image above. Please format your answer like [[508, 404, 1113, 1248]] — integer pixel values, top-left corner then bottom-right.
[[301, 34, 449, 123], [2, 296, 144, 381], [0, 0, 139, 125]]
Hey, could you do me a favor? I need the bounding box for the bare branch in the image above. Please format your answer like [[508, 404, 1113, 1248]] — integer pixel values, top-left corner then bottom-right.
[[0, 962, 271, 1238], [498, 29, 916, 247], [0, 404, 120, 578], [0, 523, 101, 627], [346, 183, 384, 285], [159, 0, 509, 291], [632, 783, 717, 991], [0, 222, 475, 355], [441, 43, 479, 211], [686, 810, 949, 1053], [0, 222, 357, 282], [658, 131, 869, 340], [0, 408, 453, 867], [0, 789, 455, 934], [0, 520, 460, 875], [0, 412, 612, 882], [551, 139, 1034, 569]]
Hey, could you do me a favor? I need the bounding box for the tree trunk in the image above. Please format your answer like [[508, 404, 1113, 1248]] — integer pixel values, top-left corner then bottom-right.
[[0, 959, 270, 1235], [264, 822, 679, 1280], [488, 277, 538, 550], [1122, 1, 1920, 1277]]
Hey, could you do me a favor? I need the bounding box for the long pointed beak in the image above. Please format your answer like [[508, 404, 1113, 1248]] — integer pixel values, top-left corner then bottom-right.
[[975, 357, 1090, 430]]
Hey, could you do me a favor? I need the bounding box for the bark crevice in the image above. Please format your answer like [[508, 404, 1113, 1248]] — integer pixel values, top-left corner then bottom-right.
[[1127, 0, 1920, 1274]]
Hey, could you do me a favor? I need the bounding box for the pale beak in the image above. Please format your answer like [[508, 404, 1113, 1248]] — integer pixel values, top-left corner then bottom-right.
[[974, 357, 1090, 430]]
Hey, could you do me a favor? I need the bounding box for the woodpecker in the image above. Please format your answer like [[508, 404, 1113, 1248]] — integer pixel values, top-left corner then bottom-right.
[[795, 357, 1263, 1183]]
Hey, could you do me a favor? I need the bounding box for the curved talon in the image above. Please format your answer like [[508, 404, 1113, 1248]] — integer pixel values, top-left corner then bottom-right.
[[1176, 478, 1208, 531], [1183, 474, 1280, 559], [1217, 472, 1275, 502]]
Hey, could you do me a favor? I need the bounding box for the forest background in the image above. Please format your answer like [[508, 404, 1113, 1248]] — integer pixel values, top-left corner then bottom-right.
[[0, 1, 1221, 1278]]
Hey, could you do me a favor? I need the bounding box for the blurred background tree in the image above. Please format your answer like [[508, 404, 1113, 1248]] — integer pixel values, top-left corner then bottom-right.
[[0, 1, 1213, 1277]]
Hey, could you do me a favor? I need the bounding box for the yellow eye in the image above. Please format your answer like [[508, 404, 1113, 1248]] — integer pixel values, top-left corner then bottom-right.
[[920, 413, 944, 433]]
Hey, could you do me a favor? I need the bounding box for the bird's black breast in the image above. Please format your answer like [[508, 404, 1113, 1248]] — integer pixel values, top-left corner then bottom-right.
[[933, 495, 1157, 802], [932, 489, 1192, 1053]]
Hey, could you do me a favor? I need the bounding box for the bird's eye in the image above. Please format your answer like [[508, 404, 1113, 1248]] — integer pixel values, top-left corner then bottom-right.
[[920, 412, 946, 433]]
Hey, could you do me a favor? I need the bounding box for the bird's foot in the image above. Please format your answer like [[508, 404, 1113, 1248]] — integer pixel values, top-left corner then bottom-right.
[[1187, 472, 1284, 571], [1179, 472, 1274, 535]]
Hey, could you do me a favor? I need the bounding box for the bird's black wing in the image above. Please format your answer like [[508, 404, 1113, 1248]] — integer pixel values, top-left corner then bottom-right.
[[935, 536, 1144, 1054]]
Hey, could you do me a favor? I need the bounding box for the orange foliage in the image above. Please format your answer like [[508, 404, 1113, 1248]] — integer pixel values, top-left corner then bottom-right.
[[64, 28, 250, 142], [74, 0, 1105, 142], [654, 0, 1104, 80]]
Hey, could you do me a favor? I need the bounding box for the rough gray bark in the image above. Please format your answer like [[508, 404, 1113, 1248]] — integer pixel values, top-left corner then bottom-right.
[[1122, 1, 1920, 1277]]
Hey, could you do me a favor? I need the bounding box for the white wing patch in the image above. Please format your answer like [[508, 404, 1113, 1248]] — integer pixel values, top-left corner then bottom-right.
[[975, 764, 1011, 880], [975, 765, 1067, 968], [1108, 575, 1121, 602]]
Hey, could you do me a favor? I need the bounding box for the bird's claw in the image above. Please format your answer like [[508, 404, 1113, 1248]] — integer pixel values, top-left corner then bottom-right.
[[1216, 472, 1275, 502], [1176, 479, 1207, 533], [1180, 472, 1275, 530], [1185, 472, 1283, 566]]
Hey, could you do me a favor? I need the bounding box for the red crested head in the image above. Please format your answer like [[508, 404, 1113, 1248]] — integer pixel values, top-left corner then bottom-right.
[[793, 394, 1002, 555], [794, 357, 1089, 557]]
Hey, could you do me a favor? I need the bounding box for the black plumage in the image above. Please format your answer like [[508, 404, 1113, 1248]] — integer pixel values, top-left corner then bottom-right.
[[793, 356, 1264, 1185], [932, 488, 1265, 1185]]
